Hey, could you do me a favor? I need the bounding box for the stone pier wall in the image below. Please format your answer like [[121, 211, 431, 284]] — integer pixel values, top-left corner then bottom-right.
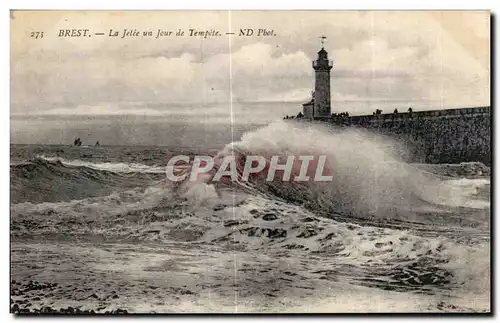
[[318, 107, 491, 165]]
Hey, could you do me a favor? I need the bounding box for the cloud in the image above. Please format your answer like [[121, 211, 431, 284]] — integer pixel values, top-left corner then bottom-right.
[[11, 10, 490, 118], [257, 88, 312, 103]]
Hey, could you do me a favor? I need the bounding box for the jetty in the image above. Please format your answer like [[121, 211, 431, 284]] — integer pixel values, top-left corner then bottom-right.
[[288, 39, 491, 165]]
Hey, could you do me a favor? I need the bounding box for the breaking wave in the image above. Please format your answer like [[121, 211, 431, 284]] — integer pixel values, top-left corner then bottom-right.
[[9, 121, 490, 312], [10, 183, 489, 302], [202, 121, 490, 220], [10, 157, 164, 204], [35, 155, 166, 173]]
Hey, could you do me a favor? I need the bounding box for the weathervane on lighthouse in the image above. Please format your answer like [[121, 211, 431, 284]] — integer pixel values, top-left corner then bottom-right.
[[320, 35, 327, 48]]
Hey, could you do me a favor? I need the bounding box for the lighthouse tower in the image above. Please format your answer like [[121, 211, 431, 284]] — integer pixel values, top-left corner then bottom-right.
[[312, 40, 333, 118]]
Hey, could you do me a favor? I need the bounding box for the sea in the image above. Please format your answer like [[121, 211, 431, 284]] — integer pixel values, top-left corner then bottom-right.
[[10, 120, 491, 313]]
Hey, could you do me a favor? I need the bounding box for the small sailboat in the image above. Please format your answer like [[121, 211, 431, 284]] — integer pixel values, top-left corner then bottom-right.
[[73, 138, 82, 147]]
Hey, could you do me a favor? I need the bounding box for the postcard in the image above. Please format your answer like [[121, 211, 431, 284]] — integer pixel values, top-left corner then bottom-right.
[[10, 10, 491, 314]]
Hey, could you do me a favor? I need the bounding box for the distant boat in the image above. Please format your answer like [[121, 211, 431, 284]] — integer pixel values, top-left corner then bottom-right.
[[95, 141, 101, 147], [73, 138, 82, 147]]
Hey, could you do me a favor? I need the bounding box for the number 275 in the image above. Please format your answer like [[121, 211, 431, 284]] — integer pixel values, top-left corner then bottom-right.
[[30, 31, 44, 39]]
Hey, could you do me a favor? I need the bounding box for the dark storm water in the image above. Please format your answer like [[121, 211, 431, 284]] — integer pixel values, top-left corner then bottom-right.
[[10, 121, 491, 312]]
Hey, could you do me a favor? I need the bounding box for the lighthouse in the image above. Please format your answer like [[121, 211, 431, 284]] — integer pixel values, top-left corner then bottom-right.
[[302, 37, 333, 119]]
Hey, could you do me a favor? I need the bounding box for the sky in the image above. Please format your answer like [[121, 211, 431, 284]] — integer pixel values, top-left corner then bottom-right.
[[10, 11, 490, 145]]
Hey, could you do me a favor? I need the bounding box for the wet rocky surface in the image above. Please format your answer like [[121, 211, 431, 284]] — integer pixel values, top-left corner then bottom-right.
[[10, 279, 129, 314], [10, 196, 489, 314], [10, 238, 486, 314]]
